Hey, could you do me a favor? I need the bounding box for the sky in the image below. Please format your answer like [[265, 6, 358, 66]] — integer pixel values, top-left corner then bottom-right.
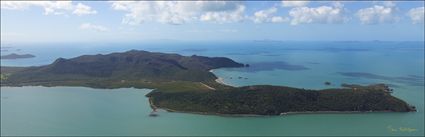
[[1, 1, 424, 43]]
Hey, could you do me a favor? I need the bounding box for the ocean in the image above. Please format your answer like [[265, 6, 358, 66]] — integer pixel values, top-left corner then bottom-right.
[[1, 41, 424, 136]]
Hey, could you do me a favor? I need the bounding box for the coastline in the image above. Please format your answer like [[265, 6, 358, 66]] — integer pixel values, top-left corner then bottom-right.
[[149, 100, 266, 117], [209, 69, 229, 86], [148, 101, 401, 117], [279, 110, 397, 115], [215, 77, 227, 85]]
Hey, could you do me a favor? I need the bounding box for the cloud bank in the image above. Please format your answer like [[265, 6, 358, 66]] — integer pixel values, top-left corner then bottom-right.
[[289, 4, 349, 25], [1, 1, 96, 16], [111, 1, 245, 25], [2, 1, 423, 26], [356, 3, 399, 24], [407, 7, 424, 24]]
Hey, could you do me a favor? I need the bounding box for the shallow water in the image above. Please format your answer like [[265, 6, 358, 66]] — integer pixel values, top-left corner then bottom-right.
[[1, 41, 424, 136]]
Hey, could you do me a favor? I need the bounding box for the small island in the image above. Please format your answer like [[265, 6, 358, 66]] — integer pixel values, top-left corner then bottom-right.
[[1, 53, 35, 60], [324, 81, 332, 85], [0, 50, 416, 115]]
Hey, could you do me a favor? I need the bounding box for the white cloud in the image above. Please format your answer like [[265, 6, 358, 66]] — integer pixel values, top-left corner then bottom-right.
[[331, 1, 344, 8], [111, 1, 246, 25], [407, 7, 424, 24], [80, 23, 109, 32], [251, 7, 289, 23], [271, 16, 289, 23], [1, 1, 96, 16], [111, 1, 194, 25], [73, 3, 97, 16], [382, 1, 396, 8], [282, 1, 309, 7], [289, 4, 349, 25], [356, 5, 399, 24], [1, 1, 31, 10], [200, 4, 246, 23]]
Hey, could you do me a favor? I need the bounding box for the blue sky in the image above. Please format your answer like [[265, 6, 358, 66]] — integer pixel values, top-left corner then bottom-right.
[[1, 1, 424, 43]]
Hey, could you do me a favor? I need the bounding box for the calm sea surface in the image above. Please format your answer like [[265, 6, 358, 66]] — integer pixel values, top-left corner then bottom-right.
[[1, 41, 424, 136]]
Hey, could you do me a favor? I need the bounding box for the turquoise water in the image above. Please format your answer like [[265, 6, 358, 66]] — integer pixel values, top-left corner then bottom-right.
[[1, 41, 424, 136]]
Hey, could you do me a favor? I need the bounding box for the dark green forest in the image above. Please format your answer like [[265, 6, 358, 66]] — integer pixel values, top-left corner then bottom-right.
[[148, 85, 415, 115]]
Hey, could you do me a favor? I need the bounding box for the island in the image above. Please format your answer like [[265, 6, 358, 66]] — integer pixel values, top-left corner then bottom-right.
[[1, 53, 35, 60], [0, 50, 416, 115]]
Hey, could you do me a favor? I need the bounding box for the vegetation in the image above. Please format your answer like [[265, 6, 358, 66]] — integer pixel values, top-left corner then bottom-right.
[[0, 67, 26, 82], [147, 85, 416, 115], [1, 74, 8, 81], [1, 50, 243, 91]]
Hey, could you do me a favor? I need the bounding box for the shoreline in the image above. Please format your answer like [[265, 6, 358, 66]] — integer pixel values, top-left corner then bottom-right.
[[279, 110, 399, 115], [214, 77, 227, 85], [149, 101, 267, 117], [148, 101, 404, 117], [209, 69, 230, 86], [199, 82, 216, 90]]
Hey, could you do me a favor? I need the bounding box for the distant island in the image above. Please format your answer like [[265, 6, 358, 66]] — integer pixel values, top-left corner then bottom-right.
[[1, 53, 35, 60], [0, 50, 416, 115]]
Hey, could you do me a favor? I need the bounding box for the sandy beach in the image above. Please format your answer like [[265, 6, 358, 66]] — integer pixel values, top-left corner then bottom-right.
[[210, 69, 229, 86], [215, 77, 227, 85], [149, 101, 397, 117]]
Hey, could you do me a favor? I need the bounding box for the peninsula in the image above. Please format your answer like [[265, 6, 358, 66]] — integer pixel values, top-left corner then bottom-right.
[[0, 50, 416, 115]]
